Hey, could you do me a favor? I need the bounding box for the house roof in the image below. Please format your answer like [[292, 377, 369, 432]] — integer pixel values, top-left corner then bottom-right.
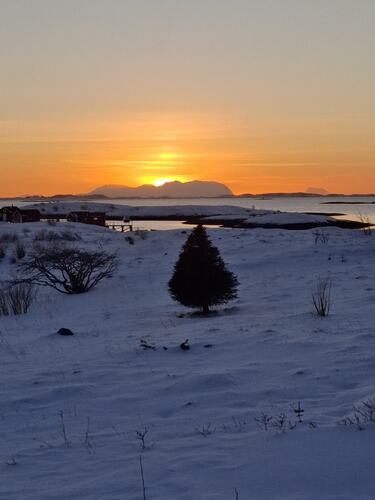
[[1, 206, 21, 213], [1, 206, 41, 216], [20, 209, 41, 216]]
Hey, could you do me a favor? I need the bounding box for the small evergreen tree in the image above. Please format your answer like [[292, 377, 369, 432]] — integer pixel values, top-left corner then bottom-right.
[[168, 225, 238, 314]]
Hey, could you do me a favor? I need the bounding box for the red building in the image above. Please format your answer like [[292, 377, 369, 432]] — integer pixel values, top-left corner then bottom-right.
[[1, 206, 41, 223]]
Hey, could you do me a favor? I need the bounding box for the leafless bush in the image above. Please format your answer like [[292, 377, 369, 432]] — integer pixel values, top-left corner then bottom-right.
[[0, 233, 19, 244], [358, 213, 372, 236], [33, 229, 81, 242], [355, 399, 375, 422], [0, 283, 35, 316], [312, 276, 332, 317], [313, 229, 330, 244], [255, 402, 312, 434], [18, 244, 118, 294], [135, 426, 150, 449], [255, 412, 296, 434], [60, 230, 82, 241], [231, 416, 248, 432], [195, 423, 216, 437], [271, 413, 289, 433], [33, 230, 56, 241], [339, 398, 375, 429], [254, 412, 273, 431], [14, 242, 26, 260]]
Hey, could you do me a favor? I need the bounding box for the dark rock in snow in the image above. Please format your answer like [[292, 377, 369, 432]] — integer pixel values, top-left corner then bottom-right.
[[57, 328, 74, 336], [180, 339, 190, 350]]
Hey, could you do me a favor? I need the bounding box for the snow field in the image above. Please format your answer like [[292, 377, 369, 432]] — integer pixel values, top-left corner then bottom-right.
[[1, 222, 375, 499]]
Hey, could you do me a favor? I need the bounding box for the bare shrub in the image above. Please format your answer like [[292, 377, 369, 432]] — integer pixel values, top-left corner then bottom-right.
[[135, 426, 150, 449], [33, 229, 81, 242], [0, 233, 19, 244], [255, 401, 311, 434], [0, 283, 35, 316], [255, 412, 296, 433], [195, 423, 216, 437], [313, 229, 330, 244], [312, 276, 332, 317], [33, 230, 54, 241], [254, 412, 273, 431], [358, 213, 372, 236], [19, 244, 117, 294], [14, 242, 26, 260], [271, 413, 288, 434], [60, 230, 81, 241], [340, 398, 375, 429]]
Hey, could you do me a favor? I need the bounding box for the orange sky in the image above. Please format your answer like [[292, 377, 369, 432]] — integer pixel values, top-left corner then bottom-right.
[[1, 111, 375, 196], [1, 1, 375, 197]]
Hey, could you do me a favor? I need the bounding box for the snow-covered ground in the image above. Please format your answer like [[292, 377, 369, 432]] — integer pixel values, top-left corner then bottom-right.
[[203, 211, 332, 226], [1, 221, 375, 499], [27, 201, 255, 218]]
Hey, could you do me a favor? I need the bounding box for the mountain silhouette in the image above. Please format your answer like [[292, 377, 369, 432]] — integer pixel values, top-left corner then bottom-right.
[[89, 180, 233, 198], [305, 187, 329, 195]]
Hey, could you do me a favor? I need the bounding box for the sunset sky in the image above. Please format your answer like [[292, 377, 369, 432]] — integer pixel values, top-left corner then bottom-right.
[[1, 0, 375, 196]]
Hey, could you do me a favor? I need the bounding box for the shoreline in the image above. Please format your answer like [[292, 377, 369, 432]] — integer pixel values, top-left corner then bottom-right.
[[183, 217, 368, 230], [35, 213, 367, 230]]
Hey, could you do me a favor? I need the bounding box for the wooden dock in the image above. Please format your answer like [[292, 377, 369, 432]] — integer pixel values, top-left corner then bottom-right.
[[106, 222, 133, 232]]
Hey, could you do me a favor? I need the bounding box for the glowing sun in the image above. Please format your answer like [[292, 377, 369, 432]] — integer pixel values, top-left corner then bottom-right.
[[153, 178, 174, 187], [138, 151, 190, 186]]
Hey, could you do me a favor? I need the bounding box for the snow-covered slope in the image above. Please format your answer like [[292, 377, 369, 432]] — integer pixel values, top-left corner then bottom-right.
[[1, 222, 375, 499], [203, 211, 333, 227], [27, 201, 252, 218]]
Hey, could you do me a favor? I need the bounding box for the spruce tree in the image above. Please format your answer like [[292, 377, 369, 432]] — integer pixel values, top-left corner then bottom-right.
[[168, 225, 238, 314]]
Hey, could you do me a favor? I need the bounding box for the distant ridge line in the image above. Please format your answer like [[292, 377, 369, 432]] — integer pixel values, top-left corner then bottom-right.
[[2, 191, 375, 202]]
